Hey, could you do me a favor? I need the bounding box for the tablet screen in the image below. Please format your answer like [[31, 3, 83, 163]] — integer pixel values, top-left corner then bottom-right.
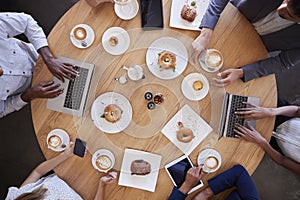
[[166, 157, 192, 187]]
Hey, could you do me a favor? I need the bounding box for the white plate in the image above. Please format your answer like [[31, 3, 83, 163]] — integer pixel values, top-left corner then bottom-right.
[[70, 24, 95, 49], [169, 0, 210, 31], [146, 37, 188, 80], [114, 0, 139, 20], [181, 73, 209, 101], [118, 149, 162, 192], [92, 149, 115, 172], [161, 104, 213, 155], [91, 92, 132, 134], [197, 148, 222, 173], [102, 27, 130, 55], [46, 129, 70, 152]]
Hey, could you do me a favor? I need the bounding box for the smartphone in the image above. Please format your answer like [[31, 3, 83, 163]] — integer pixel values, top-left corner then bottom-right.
[[73, 138, 86, 157], [140, 0, 164, 30]]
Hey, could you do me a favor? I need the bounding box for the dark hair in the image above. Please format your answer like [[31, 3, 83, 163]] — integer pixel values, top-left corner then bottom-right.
[[14, 186, 48, 200], [290, 0, 300, 17]]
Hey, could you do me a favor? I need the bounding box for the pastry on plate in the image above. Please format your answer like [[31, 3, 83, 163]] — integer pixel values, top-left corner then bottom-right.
[[193, 80, 203, 91], [181, 1, 197, 23], [158, 51, 176, 72], [101, 104, 122, 123], [176, 121, 195, 143], [131, 159, 151, 175]]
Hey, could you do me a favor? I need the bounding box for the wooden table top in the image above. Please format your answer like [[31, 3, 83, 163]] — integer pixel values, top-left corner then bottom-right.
[[31, 0, 277, 199]]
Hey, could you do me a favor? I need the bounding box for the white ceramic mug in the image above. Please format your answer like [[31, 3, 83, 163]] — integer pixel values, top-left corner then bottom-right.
[[123, 65, 145, 81]]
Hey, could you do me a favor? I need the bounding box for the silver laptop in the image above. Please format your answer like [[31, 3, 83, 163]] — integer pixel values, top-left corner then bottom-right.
[[46, 56, 94, 117], [218, 93, 260, 139]]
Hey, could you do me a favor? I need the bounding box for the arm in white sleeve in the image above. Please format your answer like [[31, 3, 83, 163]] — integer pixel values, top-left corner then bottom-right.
[[0, 94, 28, 118], [0, 12, 48, 50]]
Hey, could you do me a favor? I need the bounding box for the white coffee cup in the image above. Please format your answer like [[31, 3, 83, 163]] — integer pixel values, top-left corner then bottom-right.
[[199, 49, 223, 72], [123, 65, 145, 81], [73, 26, 88, 41], [93, 149, 115, 173]]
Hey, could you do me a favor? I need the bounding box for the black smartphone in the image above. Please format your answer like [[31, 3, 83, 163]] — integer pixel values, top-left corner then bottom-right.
[[140, 0, 164, 30], [73, 138, 86, 157]]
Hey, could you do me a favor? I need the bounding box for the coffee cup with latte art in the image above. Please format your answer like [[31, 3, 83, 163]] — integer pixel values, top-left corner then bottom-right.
[[93, 149, 115, 172], [203, 156, 219, 172], [73, 27, 87, 41], [48, 135, 63, 149], [96, 155, 113, 172], [200, 49, 223, 72]]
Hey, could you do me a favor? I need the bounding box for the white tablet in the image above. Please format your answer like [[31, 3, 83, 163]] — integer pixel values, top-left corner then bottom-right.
[[165, 155, 204, 194]]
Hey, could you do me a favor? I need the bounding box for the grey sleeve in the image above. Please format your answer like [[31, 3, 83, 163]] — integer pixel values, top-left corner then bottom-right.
[[242, 48, 300, 82]]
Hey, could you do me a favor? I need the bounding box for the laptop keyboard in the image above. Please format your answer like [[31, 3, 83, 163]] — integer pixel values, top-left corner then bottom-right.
[[63, 66, 89, 110], [225, 95, 248, 138]]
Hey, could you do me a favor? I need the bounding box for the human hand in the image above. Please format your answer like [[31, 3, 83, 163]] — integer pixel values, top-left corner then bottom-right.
[[191, 28, 213, 64], [212, 68, 244, 87], [234, 123, 266, 145], [235, 102, 273, 120], [62, 142, 75, 158], [100, 171, 118, 184], [45, 58, 78, 82], [180, 166, 204, 194], [21, 81, 63, 102]]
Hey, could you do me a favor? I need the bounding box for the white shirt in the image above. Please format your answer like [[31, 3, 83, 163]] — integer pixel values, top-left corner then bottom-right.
[[275, 118, 300, 163], [5, 174, 83, 200], [0, 12, 48, 118], [253, 10, 295, 36]]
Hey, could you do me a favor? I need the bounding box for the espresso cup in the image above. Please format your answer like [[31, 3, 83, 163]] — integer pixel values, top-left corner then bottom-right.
[[123, 65, 145, 81], [200, 49, 223, 71], [203, 156, 219, 172], [48, 134, 63, 149], [73, 27, 87, 41]]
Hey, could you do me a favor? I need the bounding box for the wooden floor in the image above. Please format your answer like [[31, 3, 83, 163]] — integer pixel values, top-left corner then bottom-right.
[[0, 1, 299, 199]]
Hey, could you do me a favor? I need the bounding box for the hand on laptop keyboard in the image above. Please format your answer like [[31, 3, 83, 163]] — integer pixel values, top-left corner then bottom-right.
[[235, 102, 273, 120]]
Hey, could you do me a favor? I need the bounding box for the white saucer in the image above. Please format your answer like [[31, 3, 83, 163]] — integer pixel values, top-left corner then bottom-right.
[[46, 129, 70, 152], [181, 73, 209, 101], [70, 24, 95, 49], [102, 27, 130, 55], [114, 0, 139, 20], [92, 149, 115, 172], [197, 148, 222, 173]]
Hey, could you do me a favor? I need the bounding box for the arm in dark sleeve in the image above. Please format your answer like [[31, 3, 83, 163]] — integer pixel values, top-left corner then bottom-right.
[[200, 0, 230, 29], [242, 48, 300, 82], [168, 187, 187, 200]]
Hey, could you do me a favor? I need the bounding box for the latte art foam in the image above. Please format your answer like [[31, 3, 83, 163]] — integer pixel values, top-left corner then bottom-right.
[[204, 156, 218, 170], [206, 51, 222, 68]]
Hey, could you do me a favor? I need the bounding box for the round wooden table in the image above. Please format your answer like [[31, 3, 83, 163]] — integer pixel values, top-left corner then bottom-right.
[[32, 1, 277, 199]]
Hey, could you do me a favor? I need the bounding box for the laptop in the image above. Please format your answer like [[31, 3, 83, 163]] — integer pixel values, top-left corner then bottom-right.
[[46, 56, 94, 117], [218, 93, 260, 138]]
